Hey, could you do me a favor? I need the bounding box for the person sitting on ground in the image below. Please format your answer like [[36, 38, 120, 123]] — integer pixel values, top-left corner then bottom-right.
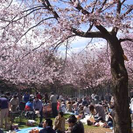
[[67, 101, 73, 112], [53, 112, 65, 133], [25, 98, 34, 111], [67, 115, 84, 133], [106, 104, 115, 128], [82, 98, 88, 106], [60, 101, 66, 113], [39, 119, 56, 133], [72, 102, 78, 115], [83, 104, 89, 115]]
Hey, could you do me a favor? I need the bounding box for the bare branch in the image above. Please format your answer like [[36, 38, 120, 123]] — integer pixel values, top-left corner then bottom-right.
[[99, 0, 107, 11], [121, 5, 133, 19], [41, 0, 59, 20], [121, 0, 126, 5], [53, 34, 76, 51], [15, 17, 55, 43], [111, 0, 127, 35], [21, 6, 45, 14], [14, 7, 45, 22], [117, 0, 122, 14], [91, 0, 98, 13], [1, 6, 45, 32], [86, 22, 94, 34], [101, 2, 116, 12], [21, 36, 52, 59], [74, 2, 90, 15], [78, 38, 93, 55], [5, 6, 45, 22], [6, 0, 13, 8], [63, 40, 68, 68]]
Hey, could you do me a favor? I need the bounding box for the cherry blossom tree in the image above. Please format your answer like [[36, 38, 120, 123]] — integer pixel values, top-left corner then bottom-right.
[[62, 46, 111, 93], [0, 44, 61, 85], [1, 0, 133, 132]]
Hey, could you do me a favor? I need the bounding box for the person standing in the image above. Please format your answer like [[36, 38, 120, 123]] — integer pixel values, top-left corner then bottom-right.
[[0, 95, 10, 129], [44, 93, 49, 104], [23, 91, 30, 103], [33, 97, 43, 123], [36, 92, 42, 100], [50, 92, 58, 118], [10, 95, 19, 112]]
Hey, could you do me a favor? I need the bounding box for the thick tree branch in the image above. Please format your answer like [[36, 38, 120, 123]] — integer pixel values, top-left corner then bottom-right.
[[119, 38, 133, 43], [95, 25, 109, 37], [99, 0, 107, 11], [41, 0, 59, 20], [74, 2, 90, 15], [72, 28, 105, 38], [117, 0, 121, 14], [91, 0, 98, 13], [70, 1, 110, 39], [121, 0, 126, 5]]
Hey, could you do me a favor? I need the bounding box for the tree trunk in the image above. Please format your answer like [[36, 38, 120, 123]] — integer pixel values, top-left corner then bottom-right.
[[108, 35, 131, 133]]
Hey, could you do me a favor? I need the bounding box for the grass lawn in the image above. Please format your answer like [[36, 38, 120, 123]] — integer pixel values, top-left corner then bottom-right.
[[12, 114, 112, 133], [84, 125, 112, 133]]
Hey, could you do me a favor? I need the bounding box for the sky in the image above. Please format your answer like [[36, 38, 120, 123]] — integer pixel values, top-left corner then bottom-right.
[[59, 37, 107, 55]]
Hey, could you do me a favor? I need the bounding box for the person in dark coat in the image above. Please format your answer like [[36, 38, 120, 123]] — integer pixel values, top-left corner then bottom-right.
[[39, 119, 56, 133], [68, 115, 84, 133], [89, 104, 105, 122]]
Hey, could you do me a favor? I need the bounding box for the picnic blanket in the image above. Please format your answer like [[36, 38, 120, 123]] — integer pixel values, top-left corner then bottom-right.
[[16, 127, 42, 133]]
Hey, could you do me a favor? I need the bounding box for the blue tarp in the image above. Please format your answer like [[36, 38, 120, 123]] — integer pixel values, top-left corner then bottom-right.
[[17, 127, 42, 133]]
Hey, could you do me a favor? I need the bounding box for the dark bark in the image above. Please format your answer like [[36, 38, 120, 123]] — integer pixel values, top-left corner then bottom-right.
[[72, 20, 131, 133], [108, 35, 131, 133]]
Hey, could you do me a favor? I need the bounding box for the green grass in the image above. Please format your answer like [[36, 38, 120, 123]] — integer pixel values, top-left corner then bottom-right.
[[13, 114, 71, 129], [10, 115, 112, 133]]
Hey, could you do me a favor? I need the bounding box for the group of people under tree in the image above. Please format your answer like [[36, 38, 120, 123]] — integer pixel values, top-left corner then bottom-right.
[[0, 89, 128, 133]]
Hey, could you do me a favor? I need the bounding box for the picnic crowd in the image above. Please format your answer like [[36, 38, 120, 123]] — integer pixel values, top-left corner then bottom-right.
[[0, 90, 132, 133]]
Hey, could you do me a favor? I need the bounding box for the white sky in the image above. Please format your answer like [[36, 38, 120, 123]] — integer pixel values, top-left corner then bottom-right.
[[59, 37, 107, 55]]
